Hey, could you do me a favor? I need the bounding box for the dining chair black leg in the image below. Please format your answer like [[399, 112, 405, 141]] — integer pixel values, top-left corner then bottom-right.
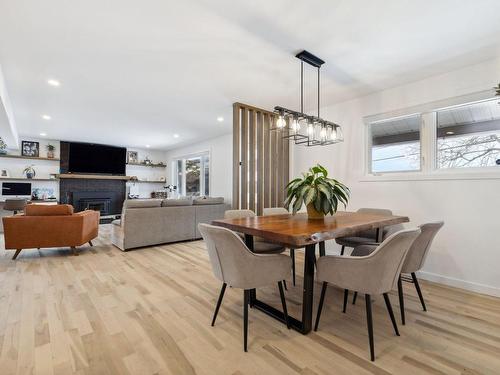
[[343, 289, 349, 313], [411, 272, 427, 311], [290, 248, 296, 286], [383, 293, 400, 336], [340, 245, 345, 255], [211, 283, 227, 326], [283, 280, 288, 291], [365, 294, 375, 361], [278, 281, 290, 329], [314, 282, 328, 331], [397, 275, 405, 325], [243, 289, 250, 352], [352, 291, 358, 305], [319, 241, 326, 257]]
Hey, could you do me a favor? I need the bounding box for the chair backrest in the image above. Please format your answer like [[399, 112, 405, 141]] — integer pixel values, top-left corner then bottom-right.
[[402, 221, 444, 273], [263, 207, 288, 216], [361, 228, 421, 293], [224, 209, 255, 219], [4, 198, 28, 212], [198, 223, 257, 286], [355, 208, 393, 239]]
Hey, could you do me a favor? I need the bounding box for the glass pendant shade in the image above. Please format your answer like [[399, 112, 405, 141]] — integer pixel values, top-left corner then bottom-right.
[[276, 115, 286, 129]]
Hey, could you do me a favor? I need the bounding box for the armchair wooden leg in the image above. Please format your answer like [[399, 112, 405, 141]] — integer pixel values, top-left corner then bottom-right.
[[314, 282, 328, 331], [342, 289, 349, 313], [365, 294, 375, 361], [278, 281, 290, 329], [383, 293, 400, 336], [411, 272, 427, 311], [12, 249, 22, 260], [243, 289, 250, 352], [352, 291, 358, 305], [290, 249, 296, 286], [71, 246, 79, 256], [340, 245, 345, 255], [398, 275, 405, 325], [88, 240, 94, 247], [211, 283, 227, 326], [283, 280, 288, 291]]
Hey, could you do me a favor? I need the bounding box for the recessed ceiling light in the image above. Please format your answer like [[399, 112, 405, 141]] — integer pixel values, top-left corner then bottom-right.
[[173, 134, 179, 138], [42, 114, 51, 120], [145, 145, 150, 148], [446, 131, 455, 135], [39, 132, 47, 136], [217, 116, 224, 122], [47, 79, 60, 87]]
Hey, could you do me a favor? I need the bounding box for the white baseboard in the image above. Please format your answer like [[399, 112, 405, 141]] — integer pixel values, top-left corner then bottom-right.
[[417, 271, 500, 298]]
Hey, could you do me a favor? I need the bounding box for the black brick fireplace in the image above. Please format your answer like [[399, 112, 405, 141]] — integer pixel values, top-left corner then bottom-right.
[[60, 179, 126, 216]]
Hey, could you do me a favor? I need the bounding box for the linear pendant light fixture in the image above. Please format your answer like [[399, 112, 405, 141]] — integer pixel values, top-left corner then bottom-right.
[[273, 50, 343, 146]]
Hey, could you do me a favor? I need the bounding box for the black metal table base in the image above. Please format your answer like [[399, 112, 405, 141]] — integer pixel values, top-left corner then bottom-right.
[[245, 234, 318, 335]]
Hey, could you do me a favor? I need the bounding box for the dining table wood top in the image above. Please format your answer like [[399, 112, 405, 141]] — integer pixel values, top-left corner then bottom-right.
[[212, 211, 409, 247]]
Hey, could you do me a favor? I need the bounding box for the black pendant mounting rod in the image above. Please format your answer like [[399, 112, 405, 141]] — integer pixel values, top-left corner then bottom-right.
[[296, 50, 324, 118]]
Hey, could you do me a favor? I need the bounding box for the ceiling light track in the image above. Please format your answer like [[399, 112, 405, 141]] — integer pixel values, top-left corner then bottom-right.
[[273, 50, 343, 146]]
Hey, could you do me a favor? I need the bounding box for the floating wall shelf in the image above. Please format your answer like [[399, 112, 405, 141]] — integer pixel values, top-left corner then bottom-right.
[[56, 174, 132, 180], [0, 177, 59, 181], [0, 154, 60, 162], [126, 162, 167, 168]]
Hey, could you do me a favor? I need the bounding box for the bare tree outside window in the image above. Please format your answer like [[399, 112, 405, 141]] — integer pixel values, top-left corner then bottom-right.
[[436, 98, 500, 169]]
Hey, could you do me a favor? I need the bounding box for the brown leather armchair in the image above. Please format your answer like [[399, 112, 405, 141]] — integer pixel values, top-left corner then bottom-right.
[[2, 204, 99, 259]]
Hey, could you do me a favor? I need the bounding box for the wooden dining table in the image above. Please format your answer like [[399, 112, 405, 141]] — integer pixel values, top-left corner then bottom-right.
[[212, 211, 409, 334]]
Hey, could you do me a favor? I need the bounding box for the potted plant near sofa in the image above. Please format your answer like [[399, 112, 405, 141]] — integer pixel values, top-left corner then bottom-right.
[[285, 164, 350, 219]]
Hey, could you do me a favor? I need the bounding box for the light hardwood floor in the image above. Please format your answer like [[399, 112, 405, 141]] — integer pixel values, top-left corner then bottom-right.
[[1, 225, 500, 375]]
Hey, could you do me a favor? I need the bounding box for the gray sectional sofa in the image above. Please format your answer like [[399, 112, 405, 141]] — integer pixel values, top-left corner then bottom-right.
[[111, 197, 230, 251]]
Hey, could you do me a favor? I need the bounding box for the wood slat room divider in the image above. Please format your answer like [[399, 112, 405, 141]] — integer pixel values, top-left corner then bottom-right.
[[233, 102, 290, 215]]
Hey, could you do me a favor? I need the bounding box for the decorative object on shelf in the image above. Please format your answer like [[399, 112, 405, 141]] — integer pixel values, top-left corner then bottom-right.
[[0, 137, 7, 155], [49, 174, 57, 179], [285, 164, 349, 220], [46, 143, 56, 158], [1, 169, 9, 177], [159, 176, 166, 182], [152, 191, 168, 199], [32, 187, 55, 201], [495, 83, 500, 96], [127, 151, 138, 164], [273, 50, 343, 147], [21, 141, 40, 157], [144, 156, 152, 165], [23, 165, 36, 179]]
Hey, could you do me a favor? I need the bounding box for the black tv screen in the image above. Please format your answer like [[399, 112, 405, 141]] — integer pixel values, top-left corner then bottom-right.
[[68, 142, 126, 175], [2, 182, 32, 196]]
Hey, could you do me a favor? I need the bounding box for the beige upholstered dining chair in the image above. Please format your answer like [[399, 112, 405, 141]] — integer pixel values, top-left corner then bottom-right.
[[335, 208, 404, 255], [198, 223, 291, 352], [262, 207, 298, 286], [350, 221, 444, 325], [314, 228, 421, 361], [224, 209, 290, 288], [4, 198, 28, 215]]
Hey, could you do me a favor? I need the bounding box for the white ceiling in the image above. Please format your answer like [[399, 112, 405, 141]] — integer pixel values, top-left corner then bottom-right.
[[1, 0, 500, 150]]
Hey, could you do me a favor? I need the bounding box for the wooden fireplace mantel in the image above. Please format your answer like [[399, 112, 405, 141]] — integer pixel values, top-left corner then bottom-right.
[[56, 174, 133, 181]]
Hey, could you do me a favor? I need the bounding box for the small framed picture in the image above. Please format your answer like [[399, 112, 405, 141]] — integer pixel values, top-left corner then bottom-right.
[[127, 151, 138, 164], [1, 169, 9, 177], [21, 141, 39, 157]]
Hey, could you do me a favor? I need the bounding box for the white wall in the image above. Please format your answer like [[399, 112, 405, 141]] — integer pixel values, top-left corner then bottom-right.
[[292, 57, 500, 297], [165, 134, 232, 204]]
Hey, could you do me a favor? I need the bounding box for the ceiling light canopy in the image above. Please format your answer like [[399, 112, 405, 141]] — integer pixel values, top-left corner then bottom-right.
[[273, 50, 343, 146], [47, 79, 60, 87]]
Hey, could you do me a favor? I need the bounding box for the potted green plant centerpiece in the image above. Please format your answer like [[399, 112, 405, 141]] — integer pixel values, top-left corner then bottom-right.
[[23, 165, 36, 179], [284, 164, 350, 219], [0, 137, 7, 155]]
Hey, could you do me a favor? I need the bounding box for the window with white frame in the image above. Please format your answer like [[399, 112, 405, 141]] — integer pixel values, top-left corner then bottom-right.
[[369, 114, 422, 173], [366, 95, 500, 176], [173, 152, 210, 196], [436, 98, 500, 169]]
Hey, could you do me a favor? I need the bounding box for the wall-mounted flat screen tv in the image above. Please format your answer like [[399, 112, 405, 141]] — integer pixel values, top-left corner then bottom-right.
[[67, 142, 126, 175], [2, 182, 32, 196]]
